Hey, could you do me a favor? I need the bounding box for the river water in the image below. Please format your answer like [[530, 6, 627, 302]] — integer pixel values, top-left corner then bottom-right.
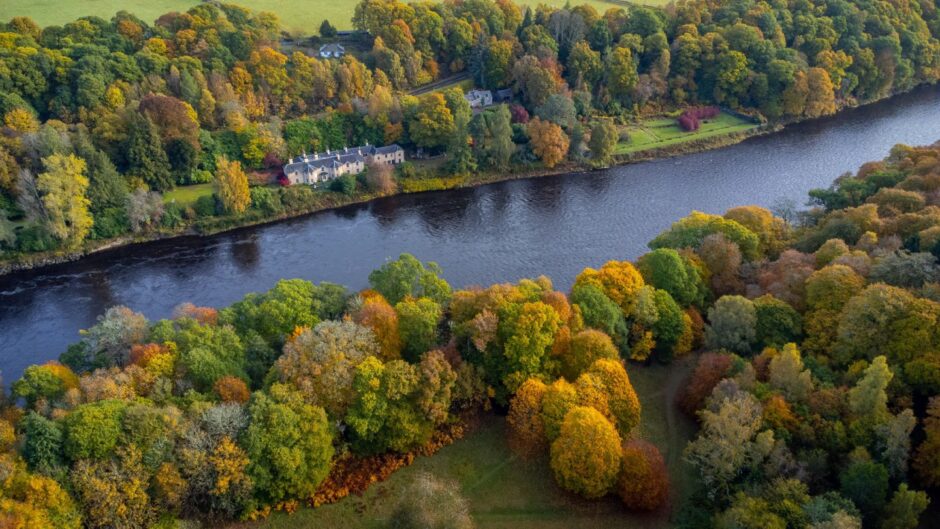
[[1, 86, 939, 381]]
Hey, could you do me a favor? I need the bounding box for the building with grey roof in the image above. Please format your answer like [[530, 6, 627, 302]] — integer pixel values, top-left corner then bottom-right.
[[283, 144, 404, 185]]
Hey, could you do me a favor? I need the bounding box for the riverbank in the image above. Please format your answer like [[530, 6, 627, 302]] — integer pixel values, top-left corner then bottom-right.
[[0, 122, 775, 277], [0, 85, 930, 278]]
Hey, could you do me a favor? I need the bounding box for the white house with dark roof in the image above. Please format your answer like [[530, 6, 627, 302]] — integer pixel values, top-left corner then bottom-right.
[[465, 89, 494, 108], [283, 144, 405, 185], [319, 43, 345, 59]]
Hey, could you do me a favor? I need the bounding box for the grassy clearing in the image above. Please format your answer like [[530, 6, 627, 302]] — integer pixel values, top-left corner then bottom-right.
[[163, 183, 212, 206], [615, 112, 759, 155], [0, 0, 668, 35], [236, 358, 699, 529]]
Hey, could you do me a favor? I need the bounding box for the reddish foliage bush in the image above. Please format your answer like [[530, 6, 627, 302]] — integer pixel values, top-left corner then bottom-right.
[[677, 352, 733, 416], [677, 106, 720, 131], [214, 376, 250, 403], [310, 421, 466, 507], [510, 104, 530, 124], [618, 439, 670, 511]]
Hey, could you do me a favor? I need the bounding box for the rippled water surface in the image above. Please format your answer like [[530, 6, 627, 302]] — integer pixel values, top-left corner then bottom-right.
[[2, 86, 940, 380]]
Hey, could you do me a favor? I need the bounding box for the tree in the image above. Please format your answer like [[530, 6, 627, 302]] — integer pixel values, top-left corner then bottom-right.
[[651, 211, 761, 261], [607, 46, 638, 102], [507, 378, 548, 457], [274, 320, 380, 418], [353, 295, 402, 361], [22, 412, 64, 472], [369, 253, 452, 305], [561, 329, 618, 380], [79, 305, 149, 368], [244, 383, 335, 504], [469, 105, 515, 170], [684, 390, 774, 499], [527, 117, 569, 168], [549, 406, 622, 498], [753, 295, 802, 349], [914, 397, 940, 486], [497, 301, 562, 392], [36, 154, 93, 249], [63, 400, 127, 461], [767, 344, 814, 402], [839, 459, 889, 520], [396, 297, 442, 362], [388, 473, 474, 529], [573, 260, 646, 317], [589, 120, 618, 164], [847, 356, 892, 421], [618, 439, 669, 510], [637, 248, 706, 307], [215, 156, 250, 214], [126, 114, 173, 191], [705, 295, 757, 354], [570, 283, 629, 350], [126, 188, 164, 232], [880, 484, 929, 529], [319, 19, 337, 38], [409, 93, 456, 150], [586, 359, 641, 436]]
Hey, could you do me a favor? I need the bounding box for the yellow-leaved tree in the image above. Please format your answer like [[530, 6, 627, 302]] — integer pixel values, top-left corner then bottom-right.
[[37, 154, 93, 249], [215, 156, 251, 214]]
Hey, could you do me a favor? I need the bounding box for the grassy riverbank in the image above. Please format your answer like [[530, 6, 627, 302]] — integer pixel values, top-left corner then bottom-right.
[[232, 358, 698, 529], [0, 113, 771, 277]]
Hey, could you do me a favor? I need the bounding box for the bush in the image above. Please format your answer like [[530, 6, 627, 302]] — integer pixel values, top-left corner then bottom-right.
[[618, 439, 670, 510], [193, 194, 218, 217]]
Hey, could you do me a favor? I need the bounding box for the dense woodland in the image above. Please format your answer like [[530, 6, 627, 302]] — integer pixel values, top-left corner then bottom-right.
[[0, 139, 937, 527], [1, 0, 940, 258]]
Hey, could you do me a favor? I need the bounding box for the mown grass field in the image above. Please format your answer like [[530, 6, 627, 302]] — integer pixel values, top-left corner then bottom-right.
[[163, 183, 213, 206], [0, 0, 668, 35], [615, 112, 759, 155], [234, 358, 699, 529]]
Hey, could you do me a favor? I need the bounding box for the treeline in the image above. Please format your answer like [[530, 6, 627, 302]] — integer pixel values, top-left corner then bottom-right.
[[1, 140, 939, 527], [2, 0, 940, 257]]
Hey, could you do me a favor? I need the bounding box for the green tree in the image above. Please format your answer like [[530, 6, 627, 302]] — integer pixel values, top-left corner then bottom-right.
[[636, 248, 706, 307], [753, 295, 802, 348], [469, 105, 514, 170], [244, 383, 335, 504], [880, 484, 929, 529], [840, 459, 889, 520], [126, 114, 173, 191], [396, 297, 442, 362], [409, 93, 456, 150], [63, 399, 127, 461], [369, 254, 452, 305], [705, 296, 757, 354], [588, 120, 618, 164]]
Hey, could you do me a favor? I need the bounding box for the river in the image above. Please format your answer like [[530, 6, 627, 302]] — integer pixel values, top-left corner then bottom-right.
[[1, 85, 939, 381]]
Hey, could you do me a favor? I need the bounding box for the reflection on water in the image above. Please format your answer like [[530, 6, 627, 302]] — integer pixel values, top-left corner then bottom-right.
[[1, 85, 940, 380]]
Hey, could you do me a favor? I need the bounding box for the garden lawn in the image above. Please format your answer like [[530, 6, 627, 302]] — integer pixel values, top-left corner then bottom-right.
[[163, 183, 212, 207], [615, 112, 759, 155], [0, 0, 669, 35], [234, 358, 699, 529]]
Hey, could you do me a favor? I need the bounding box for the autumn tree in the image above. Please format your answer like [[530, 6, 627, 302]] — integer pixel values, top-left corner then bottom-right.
[[527, 117, 569, 168], [507, 378, 548, 457], [618, 439, 670, 510], [914, 397, 940, 486], [388, 473, 474, 529], [396, 297, 442, 362], [550, 406, 622, 498], [36, 154, 93, 249], [215, 156, 251, 214], [561, 329, 618, 380], [369, 253, 452, 305]]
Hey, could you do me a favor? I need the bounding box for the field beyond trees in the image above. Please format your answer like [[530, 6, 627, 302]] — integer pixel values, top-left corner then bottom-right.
[[0, 0, 667, 35], [615, 112, 760, 156]]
